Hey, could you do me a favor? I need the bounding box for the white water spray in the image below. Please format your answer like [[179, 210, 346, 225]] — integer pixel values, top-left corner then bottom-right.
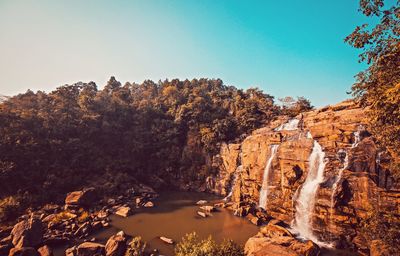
[[223, 165, 242, 202], [275, 118, 299, 131], [292, 139, 327, 244], [259, 145, 279, 209]]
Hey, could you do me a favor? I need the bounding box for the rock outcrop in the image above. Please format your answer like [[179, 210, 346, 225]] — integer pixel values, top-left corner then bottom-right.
[[65, 188, 97, 208], [11, 217, 43, 248], [214, 100, 400, 253], [105, 231, 126, 256]]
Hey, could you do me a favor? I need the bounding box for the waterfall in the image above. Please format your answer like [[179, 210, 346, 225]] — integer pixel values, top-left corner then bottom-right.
[[259, 145, 279, 209], [275, 118, 299, 131], [330, 130, 360, 229], [292, 139, 327, 244], [223, 165, 242, 202]]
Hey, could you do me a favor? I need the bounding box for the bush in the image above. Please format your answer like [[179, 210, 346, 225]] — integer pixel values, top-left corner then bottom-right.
[[125, 236, 146, 256], [175, 232, 244, 256], [0, 196, 20, 221]]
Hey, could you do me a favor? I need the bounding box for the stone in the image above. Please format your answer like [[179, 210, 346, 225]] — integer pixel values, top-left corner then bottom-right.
[[245, 236, 320, 256], [37, 245, 53, 256], [65, 188, 97, 207], [9, 247, 40, 256], [197, 211, 207, 218], [199, 205, 215, 212], [11, 217, 43, 248], [159, 236, 174, 244], [143, 201, 154, 208], [76, 242, 105, 256], [65, 246, 76, 256], [196, 200, 207, 205], [105, 231, 126, 256], [115, 206, 131, 218]]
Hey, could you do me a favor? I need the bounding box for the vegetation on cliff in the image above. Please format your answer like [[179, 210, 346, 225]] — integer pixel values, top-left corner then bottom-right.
[[346, 0, 400, 176], [0, 78, 312, 220]]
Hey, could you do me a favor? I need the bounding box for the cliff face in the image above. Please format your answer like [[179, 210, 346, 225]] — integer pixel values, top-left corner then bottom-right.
[[213, 100, 400, 251]]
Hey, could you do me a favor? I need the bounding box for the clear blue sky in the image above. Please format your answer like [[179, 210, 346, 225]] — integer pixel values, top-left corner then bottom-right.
[[0, 0, 374, 106]]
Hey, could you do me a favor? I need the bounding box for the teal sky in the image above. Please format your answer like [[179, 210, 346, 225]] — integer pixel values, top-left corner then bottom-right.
[[0, 0, 375, 106]]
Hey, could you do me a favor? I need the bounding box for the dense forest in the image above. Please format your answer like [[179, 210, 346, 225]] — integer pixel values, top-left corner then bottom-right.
[[0, 78, 312, 220]]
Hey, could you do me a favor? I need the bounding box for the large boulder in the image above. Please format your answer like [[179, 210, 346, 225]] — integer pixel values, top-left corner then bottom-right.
[[245, 236, 319, 256], [105, 231, 127, 256], [11, 218, 43, 248], [65, 187, 97, 207], [9, 247, 40, 256], [38, 245, 53, 256], [76, 242, 105, 256]]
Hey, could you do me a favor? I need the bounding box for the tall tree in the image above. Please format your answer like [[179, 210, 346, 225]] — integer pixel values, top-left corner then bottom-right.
[[346, 0, 400, 174]]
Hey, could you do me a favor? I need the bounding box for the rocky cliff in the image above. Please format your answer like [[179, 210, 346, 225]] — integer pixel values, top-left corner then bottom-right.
[[213, 100, 400, 254]]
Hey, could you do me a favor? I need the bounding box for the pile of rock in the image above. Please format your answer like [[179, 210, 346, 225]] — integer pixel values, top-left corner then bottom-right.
[[0, 183, 159, 256], [245, 222, 320, 256]]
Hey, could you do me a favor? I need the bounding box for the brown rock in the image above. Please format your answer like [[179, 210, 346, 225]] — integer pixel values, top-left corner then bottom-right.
[[76, 242, 105, 256], [11, 218, 43, 248], [65, 188, 97, 207], [105, 231, 126, 256], [37, 245, 53, 256], [115, 206, 131, 218], [9, 247, 40, 256]]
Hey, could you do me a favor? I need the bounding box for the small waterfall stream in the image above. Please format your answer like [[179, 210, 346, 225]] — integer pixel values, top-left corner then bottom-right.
[[223, 165, 242, 201], [275, 118, 300, 131], [292, 139, 327, 244], [259, 144, 279, 209]]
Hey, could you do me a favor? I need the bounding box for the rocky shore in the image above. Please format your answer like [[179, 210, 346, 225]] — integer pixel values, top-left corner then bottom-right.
[[0, 183, 158, 256]]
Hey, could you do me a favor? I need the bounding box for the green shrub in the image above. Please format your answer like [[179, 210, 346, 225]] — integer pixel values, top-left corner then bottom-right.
[[175, 232, 244, 256], [0, 196, 20, 221], [125, 236, 146, 256]]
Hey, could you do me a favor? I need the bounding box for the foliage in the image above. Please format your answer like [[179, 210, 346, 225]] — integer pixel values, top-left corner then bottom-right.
[[360, 208, 400, 253], [125, 236, 146, 256], [0, 78, 282, 213], [346, 0, 400, 175], [278, 96, 313, 117], [0, 196, 20, 222], [175, 232, 244, 256]]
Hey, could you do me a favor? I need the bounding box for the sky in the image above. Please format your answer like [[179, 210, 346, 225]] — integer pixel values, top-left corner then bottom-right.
[[0, 0, 375, 106]]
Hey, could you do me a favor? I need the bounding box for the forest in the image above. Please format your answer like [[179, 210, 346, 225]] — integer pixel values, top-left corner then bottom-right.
[[0, 78, 312, 219]]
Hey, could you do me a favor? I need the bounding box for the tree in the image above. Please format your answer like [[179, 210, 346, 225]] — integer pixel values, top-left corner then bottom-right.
[[345, 0, 400, 175]]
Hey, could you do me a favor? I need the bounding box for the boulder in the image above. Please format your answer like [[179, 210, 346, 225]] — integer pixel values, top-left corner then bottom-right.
[[245, 236, 319, 256], [65, 188, 97, 207], [76, 242, 105, 256], [159, 236, 174, 244], [197, 211, 207, 218], [9, 247, 40, 256], [105, 231, 126, 256], [65, 246, 76, 256], [115, 206, 131, 218], [199, 206, 215, 212], [37, 245, 53, 256], [143, 201, 154, 208], [11, 217, 43, 248], [196, 200, 207, 205]]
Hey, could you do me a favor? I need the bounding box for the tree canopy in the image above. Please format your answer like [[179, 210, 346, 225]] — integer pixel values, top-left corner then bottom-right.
[[346, 0, 400, 174]]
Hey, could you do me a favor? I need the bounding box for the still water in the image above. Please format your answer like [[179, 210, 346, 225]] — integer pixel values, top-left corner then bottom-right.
[[56, 192, 258, 256]]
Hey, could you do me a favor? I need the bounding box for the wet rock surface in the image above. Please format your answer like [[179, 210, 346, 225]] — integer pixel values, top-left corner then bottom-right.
[[215, 100, 400, 254]]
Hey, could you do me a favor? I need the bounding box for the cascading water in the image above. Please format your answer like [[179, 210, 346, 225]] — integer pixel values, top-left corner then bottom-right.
[[292, 139, 327, 244], [258, 118, 299, 209], [275, 118, 299, 131], [259, 145, 279, 209], [330, 130, 361, 228], [223, 165, 242, 202]]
